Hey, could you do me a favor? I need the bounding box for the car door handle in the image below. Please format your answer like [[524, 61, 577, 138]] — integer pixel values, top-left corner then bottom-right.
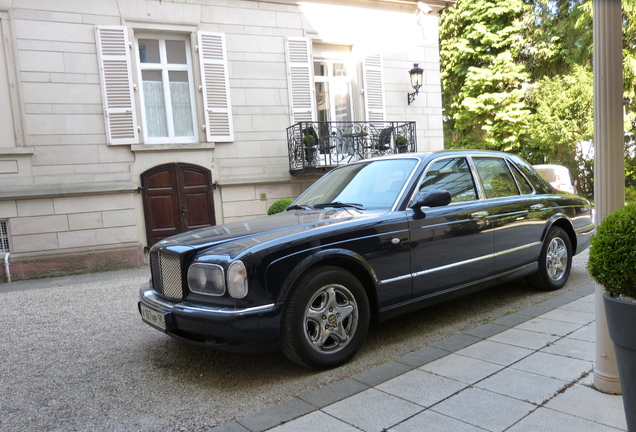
[[530, 204, 544, 210], [471, 211, 489, 219]]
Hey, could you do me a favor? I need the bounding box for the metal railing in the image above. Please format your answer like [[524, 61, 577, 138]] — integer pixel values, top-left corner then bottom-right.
[[286, 121, 417, 173]]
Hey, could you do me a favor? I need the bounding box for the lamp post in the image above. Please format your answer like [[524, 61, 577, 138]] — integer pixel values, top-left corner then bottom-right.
[[408, 63, 423, 105]]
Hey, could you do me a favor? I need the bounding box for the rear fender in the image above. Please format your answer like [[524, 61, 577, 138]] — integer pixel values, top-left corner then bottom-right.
[[543, 215, 576, 250]]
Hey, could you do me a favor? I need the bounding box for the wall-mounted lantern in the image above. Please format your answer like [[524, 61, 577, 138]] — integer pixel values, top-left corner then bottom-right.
[[408, 63, 423, 105]]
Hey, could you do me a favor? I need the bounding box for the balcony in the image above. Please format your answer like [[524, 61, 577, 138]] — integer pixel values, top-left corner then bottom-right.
[[287, 121, 417, 174]]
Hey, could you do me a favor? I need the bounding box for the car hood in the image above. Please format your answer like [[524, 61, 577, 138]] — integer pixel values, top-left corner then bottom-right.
[[153, 208, 374, 252]]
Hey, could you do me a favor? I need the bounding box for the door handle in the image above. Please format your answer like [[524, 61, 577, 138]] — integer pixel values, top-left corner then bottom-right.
[[471, 211, 489, 219], [181, 207, 188, 217], [530, 204, 544, 210]]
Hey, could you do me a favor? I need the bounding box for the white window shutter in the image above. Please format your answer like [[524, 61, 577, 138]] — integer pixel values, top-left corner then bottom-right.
[[285, 37, 315, 124], [95, 26, 139, 145], [363, 55, 386, 122], [198, 32, 234, 142]]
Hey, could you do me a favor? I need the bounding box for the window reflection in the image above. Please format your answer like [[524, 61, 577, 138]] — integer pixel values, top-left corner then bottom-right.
[[296, 159, 418, 209], [474, 158, 520, 198], [417, 158, 477, 203]]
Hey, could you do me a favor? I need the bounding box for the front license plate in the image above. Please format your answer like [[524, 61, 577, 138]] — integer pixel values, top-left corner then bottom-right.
[[140, 304, 167, 332]]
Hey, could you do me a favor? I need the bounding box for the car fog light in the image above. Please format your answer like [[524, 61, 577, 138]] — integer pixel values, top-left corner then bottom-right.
[[227, 260, 248, 298], [188, 263, 225, 296]]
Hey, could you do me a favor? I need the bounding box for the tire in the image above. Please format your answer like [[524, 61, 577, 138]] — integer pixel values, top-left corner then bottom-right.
[[527, 226, 572, 291], [280, 266, 370, 369]]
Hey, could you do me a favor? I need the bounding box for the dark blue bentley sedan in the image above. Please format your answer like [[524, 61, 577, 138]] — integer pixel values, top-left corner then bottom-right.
[[139, 150, 594, 369]]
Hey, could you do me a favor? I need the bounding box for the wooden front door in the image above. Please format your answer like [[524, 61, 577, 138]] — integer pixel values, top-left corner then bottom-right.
[[141, 163, 216, 247]]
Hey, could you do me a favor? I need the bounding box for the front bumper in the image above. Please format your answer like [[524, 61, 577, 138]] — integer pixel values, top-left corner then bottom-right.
[[138, 283, 283, 353]]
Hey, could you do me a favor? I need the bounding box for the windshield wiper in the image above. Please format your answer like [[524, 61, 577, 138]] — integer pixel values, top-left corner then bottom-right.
[[286, 204, 312, 211], [313, 202, 366, 210]]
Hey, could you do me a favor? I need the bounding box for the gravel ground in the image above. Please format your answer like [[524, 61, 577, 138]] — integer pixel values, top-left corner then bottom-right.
[[0, 250, 592, 431]]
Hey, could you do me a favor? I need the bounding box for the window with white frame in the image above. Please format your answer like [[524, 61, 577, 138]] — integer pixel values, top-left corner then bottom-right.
[[95, 26, 234, 145], [314, 61, 353, 123], [285, 37, 385, 125], [313, 44, 354, 124], [136, 35, 197, 143]]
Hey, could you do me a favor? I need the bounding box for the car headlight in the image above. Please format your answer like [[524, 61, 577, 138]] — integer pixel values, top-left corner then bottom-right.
[[227, 260, 248, 299], [188, 263, 225, 296]]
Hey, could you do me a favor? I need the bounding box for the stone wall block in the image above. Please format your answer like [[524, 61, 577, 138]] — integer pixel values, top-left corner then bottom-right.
[[12, 232, 59, 253], [54, 194, 134, 215], [10, 214, 68, 235], [57, 226, 138, 249], [68, 212, 102, 231], [16, 199, 55, 217]]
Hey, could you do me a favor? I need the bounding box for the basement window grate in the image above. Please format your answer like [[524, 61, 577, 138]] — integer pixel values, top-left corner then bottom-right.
[[0, 221, 9, 253]]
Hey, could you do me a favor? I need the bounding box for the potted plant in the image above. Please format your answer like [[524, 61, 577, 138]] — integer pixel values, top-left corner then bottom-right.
[[302, 135, 316, 165], [302, 135, 315, 146], [587, 202, 636, 431], [395, 135, 408, 153]]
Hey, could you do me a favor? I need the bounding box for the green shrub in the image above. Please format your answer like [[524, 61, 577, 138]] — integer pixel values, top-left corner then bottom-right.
[[267, 198, 293, 215], [395, 135, 407, 146], [588, 202, 636, 297]]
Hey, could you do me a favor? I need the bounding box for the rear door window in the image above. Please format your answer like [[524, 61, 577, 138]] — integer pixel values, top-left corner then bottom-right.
[[509, 163, 534, 194], [473, 157, 519, 198]]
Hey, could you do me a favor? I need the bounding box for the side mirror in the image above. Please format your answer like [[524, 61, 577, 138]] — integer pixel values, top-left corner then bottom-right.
[[411, 189, 452, 210]]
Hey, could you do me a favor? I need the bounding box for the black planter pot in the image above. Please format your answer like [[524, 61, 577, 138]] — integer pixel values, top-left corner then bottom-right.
[[604, 292, 636, 432]]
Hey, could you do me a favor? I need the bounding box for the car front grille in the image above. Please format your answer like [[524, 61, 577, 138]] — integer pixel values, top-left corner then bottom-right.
[[150, 250, 184, 300]]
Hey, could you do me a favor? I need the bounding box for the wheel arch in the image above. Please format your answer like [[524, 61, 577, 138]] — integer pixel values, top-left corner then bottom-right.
[[527, 216, 575, 291], [266, 249, 380, 321], [545, 216, 577, 252]]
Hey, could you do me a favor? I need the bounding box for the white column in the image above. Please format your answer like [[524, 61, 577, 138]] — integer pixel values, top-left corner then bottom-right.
[[593, 0, 623, 395]]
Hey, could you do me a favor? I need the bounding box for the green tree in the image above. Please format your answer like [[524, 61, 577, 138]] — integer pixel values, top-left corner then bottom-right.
[[623, 1, 636, 139], [440, 0, 531, 151], [440, 0, 636, 200], [520, 0, 592, 80], [523, 66, 594, 196]]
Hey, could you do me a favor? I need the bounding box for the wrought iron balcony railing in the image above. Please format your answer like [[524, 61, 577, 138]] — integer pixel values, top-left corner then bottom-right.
[[286, 121, 417, 173]]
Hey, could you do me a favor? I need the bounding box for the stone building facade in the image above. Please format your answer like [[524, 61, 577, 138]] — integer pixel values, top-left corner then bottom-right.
[[0, 0, 448, 281]]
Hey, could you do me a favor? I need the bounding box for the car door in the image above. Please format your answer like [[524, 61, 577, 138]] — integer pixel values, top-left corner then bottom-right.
[[471, 156, 546, 273], [408, 156, 495, 298]]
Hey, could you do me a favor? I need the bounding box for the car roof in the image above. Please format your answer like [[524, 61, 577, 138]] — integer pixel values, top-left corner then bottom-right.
[[368, 149, 518, 163], [532, 164, 570, 170]]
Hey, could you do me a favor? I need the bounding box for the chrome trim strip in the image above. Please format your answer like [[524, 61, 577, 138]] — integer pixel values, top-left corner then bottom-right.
[[411, 253, 494, 278], [380, 241, 541, 284], [494, 241, 541, 257], [379, 262, 538, 315], [381, 274, 413, 284], [177, 303, 276, 315], [142, 289, 276, 315], [142, 289, 175, 308]]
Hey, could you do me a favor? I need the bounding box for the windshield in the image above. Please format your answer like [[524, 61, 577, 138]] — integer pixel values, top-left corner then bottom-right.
[[293, 158, 419, 210]]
